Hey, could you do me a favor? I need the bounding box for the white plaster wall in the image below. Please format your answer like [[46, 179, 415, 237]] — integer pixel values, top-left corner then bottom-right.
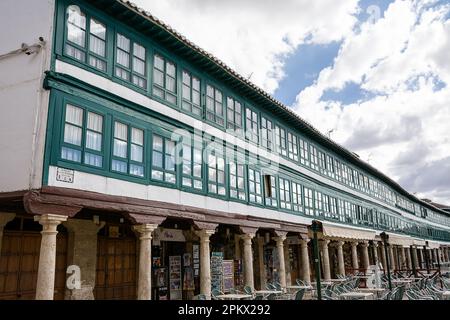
[[0, 0, 54, 192]]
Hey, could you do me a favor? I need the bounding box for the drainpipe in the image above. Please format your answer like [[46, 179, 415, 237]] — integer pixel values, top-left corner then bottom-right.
[[311, 220, 322, 300]]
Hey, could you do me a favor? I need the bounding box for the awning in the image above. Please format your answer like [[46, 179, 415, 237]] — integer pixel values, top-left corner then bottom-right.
[[386, 233, 413, 248], [322, 223, 376, 241]]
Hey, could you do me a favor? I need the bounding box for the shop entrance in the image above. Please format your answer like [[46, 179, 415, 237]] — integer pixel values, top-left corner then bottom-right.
[[0, 215, 67, 300], [94, 221, 137, 300], [152, 220, 197, 300]]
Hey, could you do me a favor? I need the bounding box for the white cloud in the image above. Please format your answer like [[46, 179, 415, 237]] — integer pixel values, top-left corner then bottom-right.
[[130, 0, 359, 93], [293, 0, 450, 203]]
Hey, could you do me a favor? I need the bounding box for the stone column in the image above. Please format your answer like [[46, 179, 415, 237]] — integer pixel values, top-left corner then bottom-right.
[[284, 241, 292, 285], [134, 224, 158, 300], [242, 233, 255, 289], [63, 219, 105, 300], [0, 213, 15, 255], [400, 247, 406, 270], [299, 238, 311, 284], [411, 247, 419, 270], [257, 236, 266, 289], [418, 249, 424, 269], [405, 247, 412, 270], [379, 243, 387, 270], [320, 240, 331, 280], [351, 242, 359, 272], [274, 235, 287, 288], [361, 241, 370, 270], [389, 245, 395, 270], [336, 241, 345, 276], [35, 214, 68, 300], [372, 242, 379, 266], [196, 229, 215, 299]]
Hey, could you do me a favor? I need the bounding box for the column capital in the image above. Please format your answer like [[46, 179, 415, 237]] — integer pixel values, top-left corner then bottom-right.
[[360, 241, 369, 247], [274, 235, 286, 245], [351, 241, 359, 248], [274, 230, 288, 238], [0, 212, 16, 228], [133, 224, 159, 240], [320, 239, 330, 247], [241, 233, 255, 242], [299, 238, 310, 247], [335, 240, 345, 247], [195, 229, 215, 241], [372, 241, 379, 248], [34, 214, 68, 234]]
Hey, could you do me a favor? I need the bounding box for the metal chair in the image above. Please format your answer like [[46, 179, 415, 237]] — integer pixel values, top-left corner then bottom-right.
[[294, 289, 306, 300]]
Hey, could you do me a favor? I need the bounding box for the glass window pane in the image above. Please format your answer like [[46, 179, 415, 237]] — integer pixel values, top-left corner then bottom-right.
[[113, 139, 127, 158], [133, 58, 145, 75], [166, 61, 175, 77], [116, 49, 129, 68], [66, 105, 83, 126], [152, 152, 163, 167], [153, 69, 164, 86], [85, 130, 102, 151], [153, 135, 163, 152], [64, 124, 82, 146], [114, 122, 127, 140], [154, 54, 164, 70], [131, 128, 143, 145], [61, 146, 81, 162], [133, 43, 145, 60], [131, 144, 143, 162], [87, 112, 102, 132], [117, 34, 130, 51], [90, 18, 105, 39]]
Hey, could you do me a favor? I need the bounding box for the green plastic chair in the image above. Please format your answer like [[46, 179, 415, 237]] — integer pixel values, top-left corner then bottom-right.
[[244, 286, 253, 295], [294, 289, 305, 300]]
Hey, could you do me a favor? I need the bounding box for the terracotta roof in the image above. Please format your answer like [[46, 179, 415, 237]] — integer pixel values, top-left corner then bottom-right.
[[92, 0, 449, 217]]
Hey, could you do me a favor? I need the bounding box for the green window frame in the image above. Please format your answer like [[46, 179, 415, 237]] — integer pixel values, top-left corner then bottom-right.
[[304, 187, 314, 216], [181, 143, 203, 190], [205, 84, 225, 127], [115, 33, 147, 89], [326, 154, 335, 179], [151, 134, 177, 184], [279, 177, 292, 210], [111, 121, 145, 177], [338, 199, 346, 223], [292, 182, 303, 213], [64, 5, 107, 72], [226, 97, 243, 134], [181, 70, 202, 116], [287, 132, 298, 161], [229, 160, 246, 201], [207, 148, 226, 196], [153, 54, 177, 104], [310, 144, 319, 171], [329, 196, 339, 221], [264, 175, 278, 207], [248, 168, 263, 204], [260, 116, 273, 151], [299, 138, 309, 166], [319, 150, 327, 174], [275, 125, 287, 157], [314, 190, 324, 217], [245, 107, 259, 144], [61, 103, 104, 168]]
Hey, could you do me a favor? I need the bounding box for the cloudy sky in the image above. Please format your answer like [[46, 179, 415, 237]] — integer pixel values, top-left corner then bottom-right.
[[132, 0, 450, 204]]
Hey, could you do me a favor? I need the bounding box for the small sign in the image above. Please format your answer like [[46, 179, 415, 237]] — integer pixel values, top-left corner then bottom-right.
[[56, 167, 74, 183], [108, 226, 120, 238]]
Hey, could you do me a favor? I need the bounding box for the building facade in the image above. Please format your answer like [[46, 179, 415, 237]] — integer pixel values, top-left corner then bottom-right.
[[0, 0, 449, 300]]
